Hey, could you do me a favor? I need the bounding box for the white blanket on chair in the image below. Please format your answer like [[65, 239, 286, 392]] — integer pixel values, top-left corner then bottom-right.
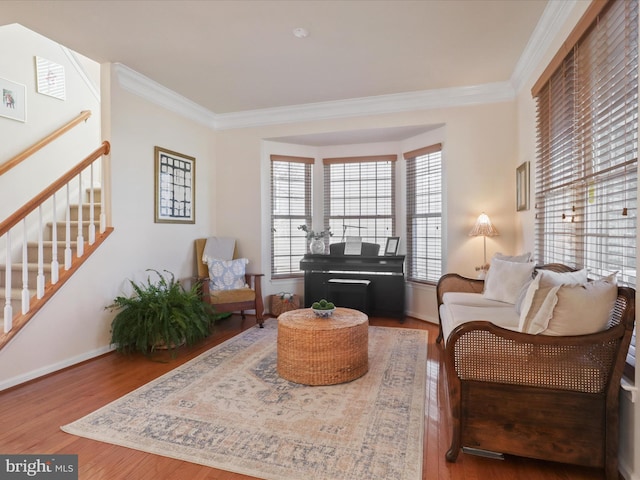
[[202, 237, 235, 263]]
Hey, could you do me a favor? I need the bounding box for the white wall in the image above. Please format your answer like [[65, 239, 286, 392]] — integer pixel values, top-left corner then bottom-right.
[[218, 100, 519, 324], [0, 24, 101, 222], [0, 49, 215, 389]]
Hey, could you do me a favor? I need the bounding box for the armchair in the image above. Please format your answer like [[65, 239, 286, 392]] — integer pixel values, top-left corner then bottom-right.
[[194, 238, 264, 327]]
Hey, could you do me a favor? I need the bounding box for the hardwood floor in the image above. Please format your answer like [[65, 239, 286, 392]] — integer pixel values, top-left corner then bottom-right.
[[0, 315, 604, 479]]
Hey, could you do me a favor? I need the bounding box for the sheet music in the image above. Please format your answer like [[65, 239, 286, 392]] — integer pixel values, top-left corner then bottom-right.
[[344, 236, 362, 255]]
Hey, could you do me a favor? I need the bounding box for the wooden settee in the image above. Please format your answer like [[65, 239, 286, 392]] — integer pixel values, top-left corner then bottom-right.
[[436, 264, 635, 480]]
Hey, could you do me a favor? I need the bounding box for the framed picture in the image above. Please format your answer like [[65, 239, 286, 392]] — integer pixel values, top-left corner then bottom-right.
[[516, 161, 530, 211], [154, 146, 196, 224], [0, 77, 26, 122], [35, 56, 66, 100], [385, 237, 400, 256]]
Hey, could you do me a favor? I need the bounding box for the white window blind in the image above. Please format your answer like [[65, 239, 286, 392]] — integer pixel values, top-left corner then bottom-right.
[[270, 155, 313, 278], [323, 155, 396, 248], [534, 0, 638, 371], [405, 144, 443, 284]]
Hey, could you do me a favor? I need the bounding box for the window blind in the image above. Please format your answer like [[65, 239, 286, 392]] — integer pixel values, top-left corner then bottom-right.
[[270, 155, 313, 278], [534, 0, 638, 372], [405, 144, 443, 284], [322, 155, 396, 247]]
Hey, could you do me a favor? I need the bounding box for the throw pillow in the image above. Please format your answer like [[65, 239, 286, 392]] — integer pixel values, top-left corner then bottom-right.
[[208, 258, 249, 291], [483, 258, 535, 304], [543, 275, 618, 336], [537, 268, 588, 288], [494, 252, 532, 263], [518, 274, 561, 334]]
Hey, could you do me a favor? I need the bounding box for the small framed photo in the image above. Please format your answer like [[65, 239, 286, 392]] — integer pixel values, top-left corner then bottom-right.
[[0, 77, 26, 122], [516, 161, 530, 211], [385, 237, 399, 256], [35, 56, 65, 100], [154, 146, 196, 224]]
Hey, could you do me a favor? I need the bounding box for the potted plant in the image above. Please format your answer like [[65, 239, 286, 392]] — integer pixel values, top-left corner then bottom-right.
[[298, 224, 332, 254], [107, 269, 214, 355]]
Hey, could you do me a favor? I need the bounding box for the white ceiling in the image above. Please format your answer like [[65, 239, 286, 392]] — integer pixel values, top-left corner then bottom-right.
[[1, 0, 550, 116]]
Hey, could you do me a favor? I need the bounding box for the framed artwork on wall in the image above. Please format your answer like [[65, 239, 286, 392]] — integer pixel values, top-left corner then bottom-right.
[[154, 146, 196, 224], [516, 161, 530, 211], [0, 77, 26, 122], [35, 56, 66, 100]]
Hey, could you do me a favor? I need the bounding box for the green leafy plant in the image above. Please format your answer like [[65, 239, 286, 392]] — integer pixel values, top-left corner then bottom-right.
[[311, 299, 335, 310], [107, 269, 214, 355]]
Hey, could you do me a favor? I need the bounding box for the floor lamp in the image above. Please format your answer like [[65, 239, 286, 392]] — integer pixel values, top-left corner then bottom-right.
[[468, 212, 499, 277]]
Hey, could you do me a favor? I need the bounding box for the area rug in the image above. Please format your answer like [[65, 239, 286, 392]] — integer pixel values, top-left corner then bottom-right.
[[62, 319, 428, 480]]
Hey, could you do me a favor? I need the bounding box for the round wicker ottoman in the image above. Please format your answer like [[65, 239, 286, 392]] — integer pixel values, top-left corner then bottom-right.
[[277, 307, 369, 385]]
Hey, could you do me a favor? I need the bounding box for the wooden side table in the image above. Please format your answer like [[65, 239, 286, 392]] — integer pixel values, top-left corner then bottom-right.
[[277, 307, 369, 385]]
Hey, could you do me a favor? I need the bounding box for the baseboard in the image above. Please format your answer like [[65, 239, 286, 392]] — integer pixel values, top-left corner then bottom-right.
[[0, 344, 114, 392]]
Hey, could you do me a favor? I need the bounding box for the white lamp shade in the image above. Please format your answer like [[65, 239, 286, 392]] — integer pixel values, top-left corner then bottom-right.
[[469, 213, 499, 237]]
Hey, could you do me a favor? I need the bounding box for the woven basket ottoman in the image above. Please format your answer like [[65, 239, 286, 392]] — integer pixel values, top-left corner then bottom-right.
[[277, 307, 369, 385]]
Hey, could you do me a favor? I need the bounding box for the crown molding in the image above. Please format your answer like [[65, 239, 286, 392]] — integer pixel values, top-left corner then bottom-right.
[[114, 63, 216, 127], [213, 82, 515, 130], [510, 0, 578, 93]]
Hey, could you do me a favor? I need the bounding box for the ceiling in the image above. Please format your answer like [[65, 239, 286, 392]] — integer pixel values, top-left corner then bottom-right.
[[1, 0, 549, 117]]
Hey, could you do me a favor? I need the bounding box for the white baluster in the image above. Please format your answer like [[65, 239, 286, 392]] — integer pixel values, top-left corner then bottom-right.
[[36, 205, 45, 298], [89, 163, 95, 245], [76, 175, 84, 257], [99, 155, 106, 234], [65, 184, 72, 270], [51, 193, 59, 284], [21, 219, 29, 314], [4, 230, 12, 333]]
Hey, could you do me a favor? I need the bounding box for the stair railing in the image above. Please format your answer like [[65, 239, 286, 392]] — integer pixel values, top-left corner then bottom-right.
[[0, 141, 111, 337], [0, 111, 92, 177]]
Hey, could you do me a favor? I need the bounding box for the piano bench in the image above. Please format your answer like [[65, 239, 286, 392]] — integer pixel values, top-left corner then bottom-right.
[[327, 278, 371, 314]]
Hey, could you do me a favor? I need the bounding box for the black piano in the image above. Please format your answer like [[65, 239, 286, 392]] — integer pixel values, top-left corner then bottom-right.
[[300, 253, 405, 320]]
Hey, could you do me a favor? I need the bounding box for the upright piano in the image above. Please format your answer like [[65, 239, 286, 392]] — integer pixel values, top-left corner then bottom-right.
[[300, 254, 405, 320]]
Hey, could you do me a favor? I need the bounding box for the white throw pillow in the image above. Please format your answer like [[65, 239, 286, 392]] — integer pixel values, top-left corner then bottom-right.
[[518, 274, 561, 334], [494, 252, 532, 263], [483, 258, 535, 304], [537, 268, 588, 288], [207, 258, 249, 291], [543, 276, 618, 336]]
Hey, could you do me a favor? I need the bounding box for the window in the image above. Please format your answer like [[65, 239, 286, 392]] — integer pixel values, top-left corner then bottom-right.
[[405, 144, 443, 283], [270, 155, 313, 278], [323, 155, 396, 247], [533, 0, 637, 371]]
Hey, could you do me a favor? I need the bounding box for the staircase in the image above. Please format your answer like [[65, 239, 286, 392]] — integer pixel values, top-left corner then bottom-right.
[[0, 189, 102, 321], [0, 136, 113, 351]]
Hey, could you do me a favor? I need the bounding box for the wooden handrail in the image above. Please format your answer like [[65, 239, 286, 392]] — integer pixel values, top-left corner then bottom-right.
[[0, 140, 110, 237], [0, 110, 92, 177]]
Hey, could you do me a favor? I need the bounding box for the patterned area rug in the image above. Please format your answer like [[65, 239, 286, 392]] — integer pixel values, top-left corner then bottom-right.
[[62, 320, 428, 480]]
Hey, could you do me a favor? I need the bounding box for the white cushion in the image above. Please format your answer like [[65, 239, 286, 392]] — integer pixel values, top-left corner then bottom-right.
[[518, 273, 618, 336], [440, 302, 519, 343], [518, 274, 561, 334], [494, 252, 532, 263], [483, 258, 535, 304], [442, 292, 508, 308], [207, 258, 249, 291], [544, 276, 618, 336], [537, 268, 588, 288]]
